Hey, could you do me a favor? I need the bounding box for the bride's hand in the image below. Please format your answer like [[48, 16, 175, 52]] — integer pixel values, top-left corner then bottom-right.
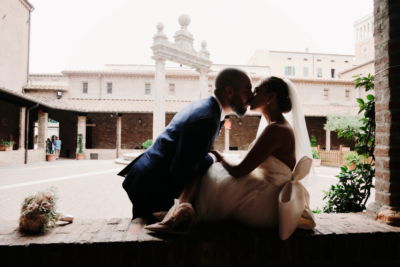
[[210, 150, 223, 162]]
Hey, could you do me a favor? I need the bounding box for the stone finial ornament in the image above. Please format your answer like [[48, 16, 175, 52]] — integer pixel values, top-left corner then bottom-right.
[[178, 14, 191, 29]]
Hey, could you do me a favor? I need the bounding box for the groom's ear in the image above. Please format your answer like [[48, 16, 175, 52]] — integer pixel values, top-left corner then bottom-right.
[[225, 86, 234, 99]]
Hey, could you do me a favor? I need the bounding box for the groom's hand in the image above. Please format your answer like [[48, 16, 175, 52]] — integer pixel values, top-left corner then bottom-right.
[[210, 150, 223, 162]]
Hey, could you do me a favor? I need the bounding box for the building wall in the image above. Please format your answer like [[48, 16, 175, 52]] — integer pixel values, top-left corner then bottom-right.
[[0, 0, 31, 92], [294, 80, 356, 106], [66, 74, 207, 101], [339, 61, 375, 79], [354, 13, 375, 64], [248, 50, 355, 79]]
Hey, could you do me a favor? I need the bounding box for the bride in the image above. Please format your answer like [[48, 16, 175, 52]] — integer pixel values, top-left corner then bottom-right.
[[145, 76, 316, 240]]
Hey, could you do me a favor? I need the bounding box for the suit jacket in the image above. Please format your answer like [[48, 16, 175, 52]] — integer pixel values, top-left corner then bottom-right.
[[118, 96, 222, 196]]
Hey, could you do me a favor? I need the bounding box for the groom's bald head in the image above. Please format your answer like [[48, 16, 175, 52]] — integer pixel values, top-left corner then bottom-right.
[[214, 68, 249, 96], [214, 68, 252, 116]]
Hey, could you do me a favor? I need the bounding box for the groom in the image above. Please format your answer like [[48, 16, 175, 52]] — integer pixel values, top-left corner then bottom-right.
[[118, 68, 253, 220]]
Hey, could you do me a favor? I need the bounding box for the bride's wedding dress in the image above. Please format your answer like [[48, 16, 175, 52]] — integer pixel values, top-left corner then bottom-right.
[[195, 150, 316, 240]]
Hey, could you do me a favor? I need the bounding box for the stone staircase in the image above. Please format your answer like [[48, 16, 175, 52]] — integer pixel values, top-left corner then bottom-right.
[[114, 151, 144, 165]]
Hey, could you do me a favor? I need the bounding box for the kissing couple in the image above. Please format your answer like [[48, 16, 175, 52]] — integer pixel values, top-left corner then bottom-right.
[[118, 68, 316, 240]]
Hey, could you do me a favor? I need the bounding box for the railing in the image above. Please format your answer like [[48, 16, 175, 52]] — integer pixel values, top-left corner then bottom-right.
[[316, 146, 352, 167]]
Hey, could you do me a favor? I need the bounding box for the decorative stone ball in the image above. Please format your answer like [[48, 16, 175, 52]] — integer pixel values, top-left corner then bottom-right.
[[201, 40, 207, 49], [157, 22, 164, 32], [179, 14, 191, 27]]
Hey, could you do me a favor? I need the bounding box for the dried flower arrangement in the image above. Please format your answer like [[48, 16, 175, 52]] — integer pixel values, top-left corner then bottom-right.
[[19, 188, 61, 234]]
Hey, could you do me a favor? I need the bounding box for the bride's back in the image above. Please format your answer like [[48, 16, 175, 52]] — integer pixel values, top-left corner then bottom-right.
[[264, 121, 296, 170]]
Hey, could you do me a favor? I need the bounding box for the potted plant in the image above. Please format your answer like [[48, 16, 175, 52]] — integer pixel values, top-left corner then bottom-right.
[[312, 149, 321, 167], [0, 139, 15, 151], [46, 139, 56, 161], [76, 134, 85, 160], [344, 152, 360, 171]]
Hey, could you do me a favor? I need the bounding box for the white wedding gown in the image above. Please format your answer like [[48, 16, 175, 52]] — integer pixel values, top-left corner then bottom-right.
[[195, 152, 316, 240]]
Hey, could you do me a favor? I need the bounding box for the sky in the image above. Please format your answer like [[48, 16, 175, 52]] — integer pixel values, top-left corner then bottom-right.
[[28, 0, 373, 73]]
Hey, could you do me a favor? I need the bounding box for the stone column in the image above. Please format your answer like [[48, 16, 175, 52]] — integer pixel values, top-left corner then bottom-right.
[[19, 107, 26, 150], [37, 110, 48, 149], [198, 69, 208, 99], [325, 129, 331, 151], [367, 0, 400, 225], [116, 114, 122, 158], [153, 58, 166, 141], [77, 115, 87, 150], [224, 119, 231, 152]]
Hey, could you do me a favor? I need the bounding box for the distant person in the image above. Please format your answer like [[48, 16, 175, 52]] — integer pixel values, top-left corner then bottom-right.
[[46, 138, 54, 154], [53, 136, 62, 159]]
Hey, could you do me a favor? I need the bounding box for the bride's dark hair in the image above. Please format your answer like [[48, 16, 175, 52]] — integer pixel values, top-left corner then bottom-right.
[[261, 76, 292, 113]]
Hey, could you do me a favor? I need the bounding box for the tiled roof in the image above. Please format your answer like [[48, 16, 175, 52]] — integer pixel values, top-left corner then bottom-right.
[[0, 87, 358, 116]]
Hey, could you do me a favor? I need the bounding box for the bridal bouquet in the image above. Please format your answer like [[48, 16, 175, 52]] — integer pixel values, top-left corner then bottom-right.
[[19, 188, 60, 234]]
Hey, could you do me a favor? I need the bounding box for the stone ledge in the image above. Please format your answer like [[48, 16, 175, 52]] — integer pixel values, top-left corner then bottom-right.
[[1, 213, 400, 267]]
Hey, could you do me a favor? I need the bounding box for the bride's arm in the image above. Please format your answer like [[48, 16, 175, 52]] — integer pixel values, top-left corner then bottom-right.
[[221, 124, 283, 178]]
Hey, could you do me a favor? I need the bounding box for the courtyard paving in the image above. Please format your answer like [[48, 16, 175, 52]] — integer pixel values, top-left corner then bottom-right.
[[0, 159, 375, 221]]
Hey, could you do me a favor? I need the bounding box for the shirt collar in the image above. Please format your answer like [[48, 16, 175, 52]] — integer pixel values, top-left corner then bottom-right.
[[213, 95, 226, 122]]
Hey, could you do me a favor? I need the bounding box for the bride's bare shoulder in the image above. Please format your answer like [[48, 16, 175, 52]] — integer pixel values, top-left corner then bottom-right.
[[264, 121, 293, 137]]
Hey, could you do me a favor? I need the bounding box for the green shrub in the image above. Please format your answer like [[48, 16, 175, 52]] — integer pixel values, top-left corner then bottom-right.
[[77, 134, 84, 154], [142, 139, 153, 149], [323, 74, 375, 213], [312, 149, 320, 159], [310, 136, 318, 147]]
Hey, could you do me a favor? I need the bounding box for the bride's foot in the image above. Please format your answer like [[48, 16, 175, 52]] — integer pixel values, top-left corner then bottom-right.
[[145, 200, 195, 233]]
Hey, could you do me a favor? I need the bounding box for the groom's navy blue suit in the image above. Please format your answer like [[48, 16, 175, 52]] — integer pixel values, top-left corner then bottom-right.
[[118, 96, 222, 219]]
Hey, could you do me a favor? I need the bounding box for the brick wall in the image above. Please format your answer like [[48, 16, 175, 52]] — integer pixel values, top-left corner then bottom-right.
[[373, 0, 400, 210], [121, 113, 152, 149], [87, 114, 117, 149], [226, 116, 259, 150]]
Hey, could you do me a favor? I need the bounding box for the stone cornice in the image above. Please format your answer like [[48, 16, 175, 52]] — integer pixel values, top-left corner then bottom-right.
[[290, 77, 354, 86], [19, 0, 34, 12], [269, 50, 355, 58]]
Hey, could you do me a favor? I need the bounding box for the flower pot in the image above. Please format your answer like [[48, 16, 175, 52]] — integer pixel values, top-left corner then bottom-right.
[[348, 163, 356, 171], [0, 144, 6, 151], [46, 154, 57, 161], [313, 159, 321, 167], [76, 153, 85, 160]]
